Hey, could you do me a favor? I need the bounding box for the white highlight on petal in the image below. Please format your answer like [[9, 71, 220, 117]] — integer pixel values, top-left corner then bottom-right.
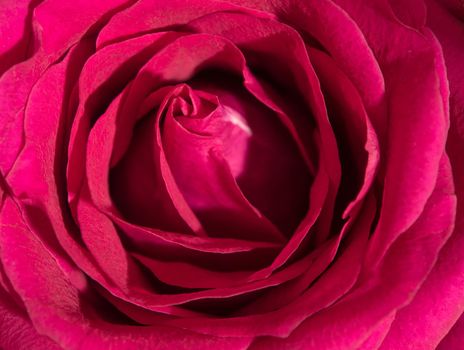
[[223, 105, 252, 136]]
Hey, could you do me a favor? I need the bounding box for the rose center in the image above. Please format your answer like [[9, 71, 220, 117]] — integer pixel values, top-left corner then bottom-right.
[[110, 73, 311, 239]]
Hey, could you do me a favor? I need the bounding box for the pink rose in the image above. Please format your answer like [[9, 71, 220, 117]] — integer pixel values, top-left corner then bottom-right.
[[0, 0, 463, 349]]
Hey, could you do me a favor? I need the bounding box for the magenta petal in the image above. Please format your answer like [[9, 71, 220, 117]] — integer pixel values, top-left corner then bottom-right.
[[438, 313, 464, 350], [33, 0, 130, 54], [379, 163, 463, 348], [379, 3, 464, 347], [357, 314, 395, 350], [107, 33, 295, 240], [79, 320, 252, 350], [330, 1, 449, 268], [254, 158, 455, 349], [0, 0, 130, 176], [133, 253, 253, 289], [67, 31, 182, 205], [283, 0, 387, 141], [109, 33, 246, 166], [367, 48, 448, 266], [188, 11, 340, 183], [96, 0, 274, 48], [4, 43, 132, 312], [0, 0, 35, 75], [76, 185, 154, 294], [0, 284, 62, 350], [110, 213, 280, 255], [249, 166, 328, 280], [309, 47, 379, 219], [184, 78, 311, 235], [0, 199, 249, 350], [108, 92, 205, 234], [330, 4, 453, 267], [0, 199, 88, 349], [160, 88, 285, 241], [164, 195, 375, 338], [388, 0, 427, 29]]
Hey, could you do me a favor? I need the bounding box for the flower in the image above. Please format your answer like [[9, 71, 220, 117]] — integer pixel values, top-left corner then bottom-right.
[[0, 0, 463, 349]]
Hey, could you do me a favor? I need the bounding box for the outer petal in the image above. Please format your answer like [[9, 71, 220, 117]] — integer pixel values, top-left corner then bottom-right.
[[0, 0, 37, 76], [251, 157, 455, 349], [438, 313, 464, 350], [0, 197, 251, 350], [0, 0, 133, 175], [0, 285, 62, 350], [96, 0, 275, 48], [379, 3, 464, 344]]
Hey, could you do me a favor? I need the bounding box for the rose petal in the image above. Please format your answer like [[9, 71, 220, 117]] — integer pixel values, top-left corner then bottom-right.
[[185, 77, 311, 235], [188, 11, 338, 257], [160, 86, 286, 240], [0, 198, 250, 350], [379, 3, 464, 348], [0, 0, 37, 76], [96, 0, 275, 48], [5, 42, 126, 316], [0, 0, 131, 175], [388, 0, 427, 29], [326, 0, 450, 268], [164, 194, 375, 338], [0, 285, 62, 350], [379, 159, 462, 348], [110, 213, 281, 256], [0, 198, 88, 349], [222, 0, 387, 143], [187, 11, 340, 184], [234, 212, 359, 316], [86, 87, 204, 234], [67, 31, 182, 205], [309, 47, 379, 219], [437, 312, 464, 350], [357, 314, 395, 350], [251, 157, 455, 349]]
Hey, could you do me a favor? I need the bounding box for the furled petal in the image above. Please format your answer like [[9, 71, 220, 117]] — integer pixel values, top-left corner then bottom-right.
[[326, 0, 450, 269], [357, 314, 395, 350], [186, 76, 311, 235], [86, 87, 204, 234], [164, 194, 375, 338], [437, 313, 464, 350], [379, 2, 464, 348], [0, 278, 62, 350], [96, 0, 275, 48], [0, 0, 131, 175], [67, 31, 183, 205], [5, 41, 129, 316], [250, 157, 455, 349], [0, 197, 250, 350], [309, 47, 379, 219], [0, 0, 36, 76], [379, 171, 463, 349]]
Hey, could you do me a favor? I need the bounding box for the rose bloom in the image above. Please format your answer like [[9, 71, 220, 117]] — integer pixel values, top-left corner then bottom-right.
[[0, 0, 463, 349]]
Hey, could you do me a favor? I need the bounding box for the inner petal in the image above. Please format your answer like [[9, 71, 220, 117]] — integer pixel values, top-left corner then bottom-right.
[[161, 84, 284, 242], [165, 73, 311, 235]]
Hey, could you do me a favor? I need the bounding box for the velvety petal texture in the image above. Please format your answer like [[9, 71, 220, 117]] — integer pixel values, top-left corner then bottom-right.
[[0, 0, 462, 349]]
